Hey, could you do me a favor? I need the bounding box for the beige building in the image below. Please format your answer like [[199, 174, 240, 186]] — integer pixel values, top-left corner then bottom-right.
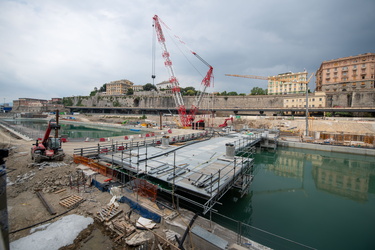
[[316, 53, 375, 92], [156, 80, 172, 90], [132, 85, 144, 92], [106, 79, 134, 95], [268, 71, 308, 95], [284, 92, 326, 109]]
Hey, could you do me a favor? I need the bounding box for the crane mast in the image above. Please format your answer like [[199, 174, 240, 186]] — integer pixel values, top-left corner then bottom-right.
[[153, 15, 213, 127]]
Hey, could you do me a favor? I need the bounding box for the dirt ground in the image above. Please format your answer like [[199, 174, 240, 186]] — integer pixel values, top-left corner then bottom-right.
[[1, 122, 217, 249], [2, 114, 375, 249]]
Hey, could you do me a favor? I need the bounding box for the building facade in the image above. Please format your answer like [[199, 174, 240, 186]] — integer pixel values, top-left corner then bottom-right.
[[106, 79, 134, 95], [315, 53, 375, 92], [283, 92, 326, 109], [12, 98, 63, 113], [268, 71, 308, 95], [156, 80, 172, 90], [132, 85, 144, 92]]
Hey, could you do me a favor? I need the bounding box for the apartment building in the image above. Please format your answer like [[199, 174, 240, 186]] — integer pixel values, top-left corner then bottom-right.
[[316, 53, 375, 92], [106, 79, 134, 95], [283, 92, 326, 109], [268, 71, 308, 95]]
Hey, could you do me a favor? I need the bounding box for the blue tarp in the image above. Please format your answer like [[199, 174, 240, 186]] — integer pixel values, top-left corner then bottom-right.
[[91, 179, 109, 192], [91, 179, 161, 223], [118, 196, 161, 223]]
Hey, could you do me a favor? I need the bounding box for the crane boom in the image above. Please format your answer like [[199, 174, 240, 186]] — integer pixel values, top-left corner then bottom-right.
[[225, 73, 312, 83], [225, 73, 287, 81], [153, 15, 213, 127], [153, 15, 184, 109]]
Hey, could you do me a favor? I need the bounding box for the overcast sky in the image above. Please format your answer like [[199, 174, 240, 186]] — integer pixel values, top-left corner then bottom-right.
[[1, 0, 374, 104]]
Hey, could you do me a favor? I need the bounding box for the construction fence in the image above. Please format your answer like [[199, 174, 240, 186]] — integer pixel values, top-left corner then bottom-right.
[[304, 131, 375, 148]]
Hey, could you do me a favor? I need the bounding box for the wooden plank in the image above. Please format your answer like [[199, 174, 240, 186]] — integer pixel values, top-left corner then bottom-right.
[[53, 188, 66, 194], [36, 191, 56, 215]]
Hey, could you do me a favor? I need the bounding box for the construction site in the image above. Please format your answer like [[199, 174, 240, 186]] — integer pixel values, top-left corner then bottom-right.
[[1, 113, 278, 249], [1, 111, 375, 249], [1, 13, 375, 250]]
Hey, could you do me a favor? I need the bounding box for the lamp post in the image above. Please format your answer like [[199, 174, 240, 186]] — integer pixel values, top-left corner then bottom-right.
[[305, 83, 309, 137], [304, 73, 314, 137]]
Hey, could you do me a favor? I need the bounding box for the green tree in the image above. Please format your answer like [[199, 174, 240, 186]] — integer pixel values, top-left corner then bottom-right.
[[227, 91, 238, 96], [220, 91, 227, 96], [143, 83, 157, 91], [126, 88, 134, 95], [63, 97, 73, 106], [250, 87, 267, 95], [181, 86, 197, 96], [186, 89, 195, 96], [99, 84, 106, 92]]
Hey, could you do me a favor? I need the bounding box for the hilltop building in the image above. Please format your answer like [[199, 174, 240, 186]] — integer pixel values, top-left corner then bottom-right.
[[267, 71, 308, 95], [12, 98, 63, 113], [156, 80, 172, 90], [106, 79, 134, 95], [316, 53, 375, 92], [131, 85, 144, 92]]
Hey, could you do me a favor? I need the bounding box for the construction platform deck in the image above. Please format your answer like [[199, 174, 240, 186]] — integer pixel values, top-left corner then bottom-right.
[[74, 132, 266, 214]]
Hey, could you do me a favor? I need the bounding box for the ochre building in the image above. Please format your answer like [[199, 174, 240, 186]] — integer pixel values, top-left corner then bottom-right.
[[268, 71, 308, 95], [316, 53, 375, 92]]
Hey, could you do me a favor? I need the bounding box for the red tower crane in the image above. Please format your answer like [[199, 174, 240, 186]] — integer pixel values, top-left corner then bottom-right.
[[153, 15, 213, 127]]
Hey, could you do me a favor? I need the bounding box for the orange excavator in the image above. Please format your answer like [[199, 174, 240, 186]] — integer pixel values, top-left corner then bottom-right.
[[31, 114, 65, 163], [219, 117, 233, 127]]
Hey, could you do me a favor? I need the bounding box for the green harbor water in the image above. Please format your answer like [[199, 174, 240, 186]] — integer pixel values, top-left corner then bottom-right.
[[215, 147, 375, 250], [2, 119, 143, 139]]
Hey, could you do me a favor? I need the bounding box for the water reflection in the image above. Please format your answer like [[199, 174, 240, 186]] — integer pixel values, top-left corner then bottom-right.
[[312, 154, 375, 202], [262, 148, 375, 202]]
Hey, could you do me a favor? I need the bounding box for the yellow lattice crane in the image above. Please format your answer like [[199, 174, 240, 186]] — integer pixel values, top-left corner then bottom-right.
[[225, 74, 282, 81]]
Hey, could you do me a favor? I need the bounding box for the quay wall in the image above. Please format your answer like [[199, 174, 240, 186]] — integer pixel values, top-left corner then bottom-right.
[[279, 140, 375, 156]]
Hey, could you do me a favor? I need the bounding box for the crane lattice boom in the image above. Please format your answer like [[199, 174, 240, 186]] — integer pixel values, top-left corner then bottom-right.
[[153, 15, 213, 127], [225, 73, 313, 83]]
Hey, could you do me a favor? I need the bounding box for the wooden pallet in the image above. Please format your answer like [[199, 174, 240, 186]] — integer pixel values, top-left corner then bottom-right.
[[97, 205, 122, 222], [59, 195, 85, 208]]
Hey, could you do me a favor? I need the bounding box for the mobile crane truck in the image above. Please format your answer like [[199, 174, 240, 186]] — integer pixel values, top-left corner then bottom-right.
[[31, 112, 65, 163]]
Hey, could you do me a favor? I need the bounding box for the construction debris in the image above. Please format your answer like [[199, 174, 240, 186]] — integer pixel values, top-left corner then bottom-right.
[[96, 205, 122, 222], [125, 231, 154, 247], [136, 217, 156, 230]]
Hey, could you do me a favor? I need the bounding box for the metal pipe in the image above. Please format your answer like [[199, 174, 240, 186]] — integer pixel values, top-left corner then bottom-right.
[[0, 149, 9, 250]]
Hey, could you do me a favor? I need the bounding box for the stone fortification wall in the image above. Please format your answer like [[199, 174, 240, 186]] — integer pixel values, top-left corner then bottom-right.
[[326, 91, 375, 107], [67, 90, 374, 109]]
